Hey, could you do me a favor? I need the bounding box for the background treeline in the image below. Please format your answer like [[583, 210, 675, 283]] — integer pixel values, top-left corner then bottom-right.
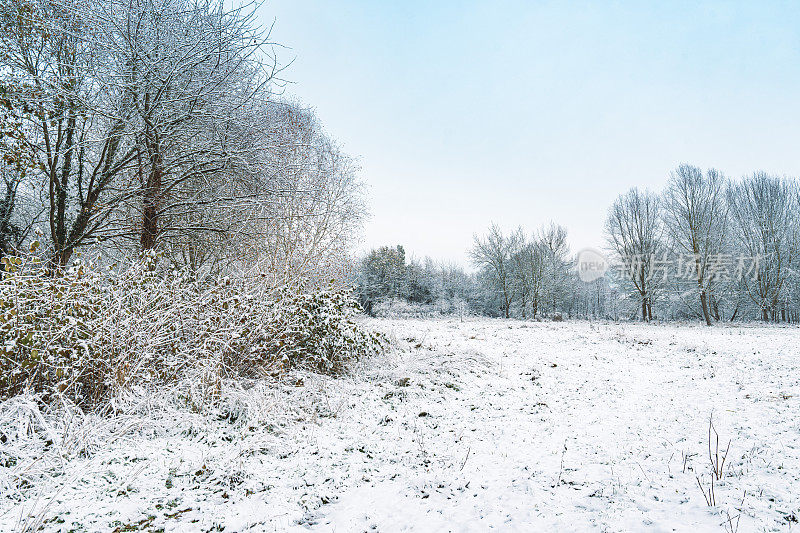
[[356, 165, 800, 324], [356, 224, 606, 320], [607, 165, 799, 324]]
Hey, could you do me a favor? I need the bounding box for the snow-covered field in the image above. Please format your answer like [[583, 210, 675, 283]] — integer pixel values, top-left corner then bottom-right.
[[2, 318, 799, 532]]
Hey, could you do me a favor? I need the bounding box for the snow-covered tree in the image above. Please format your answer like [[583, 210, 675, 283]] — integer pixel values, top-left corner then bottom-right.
[[662, 165, 728, 325], [727, 173, 798, 321], [471, 224, 522, 318], [605, 188, 664, 321]]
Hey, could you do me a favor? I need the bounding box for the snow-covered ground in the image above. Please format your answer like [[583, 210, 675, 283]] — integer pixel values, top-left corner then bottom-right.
[[2, 318, 799, 532]]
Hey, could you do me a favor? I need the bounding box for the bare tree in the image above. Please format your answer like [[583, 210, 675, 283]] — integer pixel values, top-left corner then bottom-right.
[[605, 188, 663, 321], [471, 224, 521, 318], [727, 173, 798, 321], [0, 0, 293, 271], [220, 102, 367, 284], [511, 243, 533, 319], [539, 223, 570, 316], [96, 0, 279, 251], [526, 241, 547, 319], [662, 165, 728, 326], [0, 0, 142, 269]]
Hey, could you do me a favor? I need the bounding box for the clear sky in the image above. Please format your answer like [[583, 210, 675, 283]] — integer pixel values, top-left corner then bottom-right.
[[262, 0, 800, 265]]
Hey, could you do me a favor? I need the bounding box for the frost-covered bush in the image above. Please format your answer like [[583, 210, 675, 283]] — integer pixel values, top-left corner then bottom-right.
[[0, 255, 113, 405], [251, 286, 387, 373], [0, 252, 385, 408], [197, 279, 386, 377]]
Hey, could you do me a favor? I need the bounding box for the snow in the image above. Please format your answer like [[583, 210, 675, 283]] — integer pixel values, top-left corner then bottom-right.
[[2, 318, 799, 531]]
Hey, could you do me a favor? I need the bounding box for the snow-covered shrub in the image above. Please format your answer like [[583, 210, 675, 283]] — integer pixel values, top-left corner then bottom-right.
[[0, 254, 114, 405], [192, 280, 386, 377], [0, 252, 385, 408], [251, 285, 387, 373]]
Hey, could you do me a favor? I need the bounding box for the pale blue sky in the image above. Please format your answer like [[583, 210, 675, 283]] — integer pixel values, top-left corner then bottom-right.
[[262, 0, 800, 264]]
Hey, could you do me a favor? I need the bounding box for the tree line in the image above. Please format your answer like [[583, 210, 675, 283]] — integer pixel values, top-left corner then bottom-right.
[[0, 0, 364, 282], [607, 165, 799, 324], [356, 225, 589, 320], [357, 165, 800, 324]]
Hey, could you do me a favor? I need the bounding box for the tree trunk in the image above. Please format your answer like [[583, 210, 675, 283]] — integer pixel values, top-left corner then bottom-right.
[[141, 93, 162, 251], [141, 145, 162, 250], [47, 106, 77, 273], [729, 303, 739, 322], [699, 290, 712, 326]]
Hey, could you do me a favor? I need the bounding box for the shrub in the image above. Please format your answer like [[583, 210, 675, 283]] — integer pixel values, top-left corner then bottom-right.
[[253, 285, 387, 374], [0, 251, 385, 408]]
